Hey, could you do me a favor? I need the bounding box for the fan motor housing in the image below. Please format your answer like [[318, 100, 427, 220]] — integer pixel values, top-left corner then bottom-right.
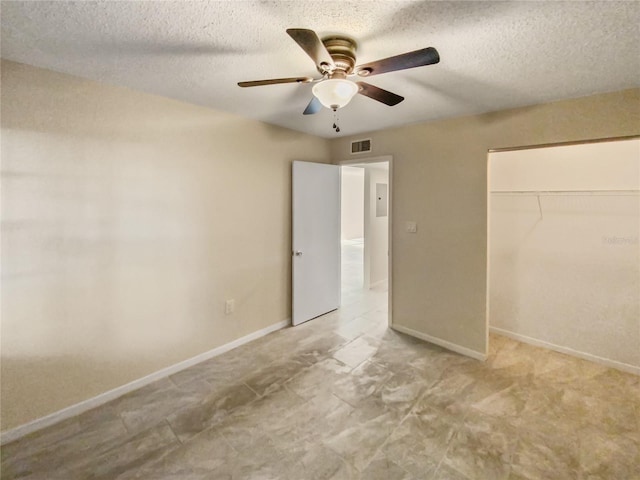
[[322, 36, 357, 74]]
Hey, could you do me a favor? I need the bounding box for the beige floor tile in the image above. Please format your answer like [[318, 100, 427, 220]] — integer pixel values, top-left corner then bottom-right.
[[432, 464, 472, 480], [285, 357, 352, 399], [359, 453, 415, 480], [166, 383, 258, 442], [242, 355, 311, 396], [332, 335, 381, 368], [331, 359, 394, 406], [578, 426, 640, 480], [443, 410, 518, 480], [509, 424, 580, 480], [68, 422, 181, 479], [322, 410, 399, 471]]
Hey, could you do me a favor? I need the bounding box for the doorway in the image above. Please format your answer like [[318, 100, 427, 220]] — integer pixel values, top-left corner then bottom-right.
[[339, 156, 392, 326], [340, 166, 365, 301]]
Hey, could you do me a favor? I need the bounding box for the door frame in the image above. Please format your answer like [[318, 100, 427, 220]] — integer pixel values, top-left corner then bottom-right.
[[338, 155, 393, 328]]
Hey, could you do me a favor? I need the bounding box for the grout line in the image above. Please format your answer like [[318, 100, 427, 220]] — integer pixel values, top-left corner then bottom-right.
[[164, 419, 183, 446], [166, 374, 181, 388], [282, 383, 306, 403], [243, 381, 262, 398], [430, 399, 472, 480], [218, 428, 241, 455], [117, 413, 132, 436]]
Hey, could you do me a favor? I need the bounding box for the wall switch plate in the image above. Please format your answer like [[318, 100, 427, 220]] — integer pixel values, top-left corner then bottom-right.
[[225, 299, 235, 314], [406, 221, 417, 233]]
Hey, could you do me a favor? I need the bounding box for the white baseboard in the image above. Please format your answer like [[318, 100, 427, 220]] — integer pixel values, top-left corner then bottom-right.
[[0, 319, 290, 445], [489, 326, 640, 376], [391, 324, 487, 361]]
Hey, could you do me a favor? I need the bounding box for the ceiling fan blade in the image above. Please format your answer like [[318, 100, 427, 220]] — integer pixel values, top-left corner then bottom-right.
[[303, 97, 323, 115], [355, 47, 440, 77], [286, 28, 335, 71], [238, 77, 314, 87], [356, 82, 404, 106]]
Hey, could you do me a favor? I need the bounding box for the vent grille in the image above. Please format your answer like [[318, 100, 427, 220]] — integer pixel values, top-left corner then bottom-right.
[[351, 139, 371, 154]]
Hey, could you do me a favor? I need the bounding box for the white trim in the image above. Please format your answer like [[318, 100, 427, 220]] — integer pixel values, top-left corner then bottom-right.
[[490, 326, 640, 376], [485, 153, 493, 361], [338, 155, 391, 167], [388, 157, 393, 327], [0, 319, 290, 445], [363, 167, 371, 290], [391, 324, 487, 361]]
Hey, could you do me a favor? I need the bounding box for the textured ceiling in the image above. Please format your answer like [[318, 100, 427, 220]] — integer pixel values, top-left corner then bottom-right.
[[2, 1, 639, 138]]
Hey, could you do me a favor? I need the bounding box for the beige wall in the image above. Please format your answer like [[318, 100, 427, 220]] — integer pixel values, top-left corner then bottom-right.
[[330, 88, 640, 358], [340, 166, 364, 240], [0, 60, 331, 431], [489, 139, 640, 371]]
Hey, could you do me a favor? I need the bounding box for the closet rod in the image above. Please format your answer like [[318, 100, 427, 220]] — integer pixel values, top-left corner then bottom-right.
[[490, 189, 640, 196]]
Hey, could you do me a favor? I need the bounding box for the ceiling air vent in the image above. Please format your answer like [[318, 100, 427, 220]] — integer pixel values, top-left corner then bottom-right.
[[351, 139, 371, 154]]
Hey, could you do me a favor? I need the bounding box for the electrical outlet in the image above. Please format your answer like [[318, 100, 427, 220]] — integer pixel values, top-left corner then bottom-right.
[[225, 299, 235, 315], [406, 221, 417, 233]]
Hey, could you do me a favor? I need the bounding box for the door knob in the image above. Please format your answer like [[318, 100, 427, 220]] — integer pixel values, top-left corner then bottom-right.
[[293, 251, 303, 256]]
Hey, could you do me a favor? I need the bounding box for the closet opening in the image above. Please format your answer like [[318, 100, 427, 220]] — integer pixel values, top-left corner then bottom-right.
[[486, 136, 640, 374]]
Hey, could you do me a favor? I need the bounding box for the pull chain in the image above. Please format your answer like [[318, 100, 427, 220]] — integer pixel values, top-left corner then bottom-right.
[[332, 108, 340, 133]]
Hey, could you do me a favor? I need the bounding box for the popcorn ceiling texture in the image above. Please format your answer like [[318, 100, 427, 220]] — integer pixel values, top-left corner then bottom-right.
[[1, 1, 639, 137]]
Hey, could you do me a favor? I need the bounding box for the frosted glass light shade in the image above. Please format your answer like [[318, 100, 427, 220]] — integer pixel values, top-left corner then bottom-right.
[[312, 79, 359, 109]]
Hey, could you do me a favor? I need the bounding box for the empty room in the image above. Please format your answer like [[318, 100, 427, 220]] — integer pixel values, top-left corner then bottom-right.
[[1, 1, 639, 479]]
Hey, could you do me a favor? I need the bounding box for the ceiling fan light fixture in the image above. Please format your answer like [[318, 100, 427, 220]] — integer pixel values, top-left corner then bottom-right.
[[312, 79, 359, 110]]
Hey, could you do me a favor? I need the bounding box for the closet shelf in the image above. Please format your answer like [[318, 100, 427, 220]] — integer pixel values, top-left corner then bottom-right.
[[490, 189, 640, 196], [491, 189, 639, 219]]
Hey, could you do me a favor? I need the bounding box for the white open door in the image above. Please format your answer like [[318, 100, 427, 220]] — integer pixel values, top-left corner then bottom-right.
[[292, 161, 341, 326]]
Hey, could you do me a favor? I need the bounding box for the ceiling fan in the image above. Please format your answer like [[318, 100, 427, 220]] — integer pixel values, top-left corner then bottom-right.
[[238, 29, 440, 131]]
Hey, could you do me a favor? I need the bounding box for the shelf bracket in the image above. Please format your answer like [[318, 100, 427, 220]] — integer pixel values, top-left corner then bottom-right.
[[536, 194, 543, 220]]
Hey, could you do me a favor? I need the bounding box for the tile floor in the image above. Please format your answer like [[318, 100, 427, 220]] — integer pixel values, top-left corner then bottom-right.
[[1, 242, 638, 479]]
